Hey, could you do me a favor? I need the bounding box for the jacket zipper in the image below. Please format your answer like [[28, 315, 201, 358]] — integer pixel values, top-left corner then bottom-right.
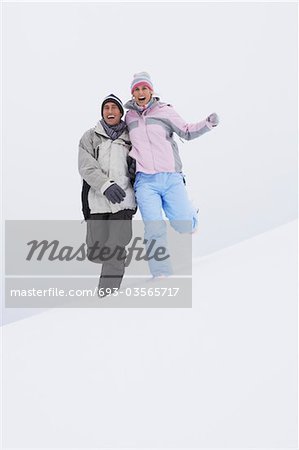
[[142, 111, 156, 172]]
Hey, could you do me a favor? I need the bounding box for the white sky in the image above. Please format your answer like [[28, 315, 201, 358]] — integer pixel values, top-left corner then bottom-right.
[[2, 2, 298, 254]]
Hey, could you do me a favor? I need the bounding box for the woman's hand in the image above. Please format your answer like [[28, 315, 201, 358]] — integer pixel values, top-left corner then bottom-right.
[[207, 113, 219, 127]]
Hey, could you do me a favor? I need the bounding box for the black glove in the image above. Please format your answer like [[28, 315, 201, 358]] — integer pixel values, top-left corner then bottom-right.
[[103, 183, 126, 204]]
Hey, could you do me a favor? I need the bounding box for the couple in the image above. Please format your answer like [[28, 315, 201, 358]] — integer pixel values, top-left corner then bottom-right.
[[78, 72, 219, 297]]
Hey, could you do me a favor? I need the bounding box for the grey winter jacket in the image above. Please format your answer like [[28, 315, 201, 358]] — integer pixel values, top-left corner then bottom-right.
[[78, 122, 136, 214]]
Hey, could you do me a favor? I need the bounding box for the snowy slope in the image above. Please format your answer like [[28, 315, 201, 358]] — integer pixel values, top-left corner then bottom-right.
[[2, 220, 297, 448]]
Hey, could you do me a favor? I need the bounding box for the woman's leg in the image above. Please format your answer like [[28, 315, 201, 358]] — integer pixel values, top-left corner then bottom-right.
[[161, 173, 198, 233], [135, 173, 173, 276]]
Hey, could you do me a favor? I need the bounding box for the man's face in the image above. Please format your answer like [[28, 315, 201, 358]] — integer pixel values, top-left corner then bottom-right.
[[132, 85, 152, 106], [102, 102, 122, 126]]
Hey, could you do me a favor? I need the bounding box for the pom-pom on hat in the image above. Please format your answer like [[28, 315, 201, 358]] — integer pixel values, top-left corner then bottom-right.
[[101, 94, 124, 117], [131, 72, 154, 94]]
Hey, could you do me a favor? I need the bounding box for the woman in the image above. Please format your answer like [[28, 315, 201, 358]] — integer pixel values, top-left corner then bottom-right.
[[124, 72, 219, 277]]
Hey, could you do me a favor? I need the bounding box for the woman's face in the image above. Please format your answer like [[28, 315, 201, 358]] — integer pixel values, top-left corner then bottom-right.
[[132, 85, 152, 106]]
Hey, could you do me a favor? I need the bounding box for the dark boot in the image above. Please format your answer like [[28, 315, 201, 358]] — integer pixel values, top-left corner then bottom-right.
[[97, 252, 126, 298], [97, 274, 123, 298]]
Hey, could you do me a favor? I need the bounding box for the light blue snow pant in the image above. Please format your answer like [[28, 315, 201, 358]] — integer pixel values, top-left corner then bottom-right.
[[134, 172, 198, 276]]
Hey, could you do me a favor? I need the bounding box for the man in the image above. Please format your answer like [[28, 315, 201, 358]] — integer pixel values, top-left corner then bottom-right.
[[78, 94, 136, 297]]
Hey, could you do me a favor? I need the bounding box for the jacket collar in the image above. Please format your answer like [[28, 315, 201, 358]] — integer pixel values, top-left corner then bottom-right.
[[124, 96, 161, 113], [94, 121, 130, 142]]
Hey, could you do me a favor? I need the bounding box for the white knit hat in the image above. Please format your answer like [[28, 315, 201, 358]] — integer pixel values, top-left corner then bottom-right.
[[130, 72, 154, 93]]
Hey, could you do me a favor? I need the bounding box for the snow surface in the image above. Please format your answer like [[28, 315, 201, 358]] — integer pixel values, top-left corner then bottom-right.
[[2, 220, 297, 448]]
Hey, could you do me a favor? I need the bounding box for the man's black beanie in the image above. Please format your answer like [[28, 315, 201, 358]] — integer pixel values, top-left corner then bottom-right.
[[101, 94, 124, 117]]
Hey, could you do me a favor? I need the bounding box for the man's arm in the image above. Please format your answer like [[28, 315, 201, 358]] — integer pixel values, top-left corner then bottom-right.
[[127, 155, 136, 186], [78, 129, 115, 193]]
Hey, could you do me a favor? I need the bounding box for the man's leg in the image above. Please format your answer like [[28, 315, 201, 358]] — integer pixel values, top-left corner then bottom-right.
[[98, 209, 134, 296], [86, 213, 109, 263]]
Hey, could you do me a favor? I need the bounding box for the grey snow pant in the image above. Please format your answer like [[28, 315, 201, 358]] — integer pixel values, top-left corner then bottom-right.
[[86, 209, 134, 294]]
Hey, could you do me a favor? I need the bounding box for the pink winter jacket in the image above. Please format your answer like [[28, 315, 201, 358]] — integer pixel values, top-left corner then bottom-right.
[[124, 98, 213, 174]]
